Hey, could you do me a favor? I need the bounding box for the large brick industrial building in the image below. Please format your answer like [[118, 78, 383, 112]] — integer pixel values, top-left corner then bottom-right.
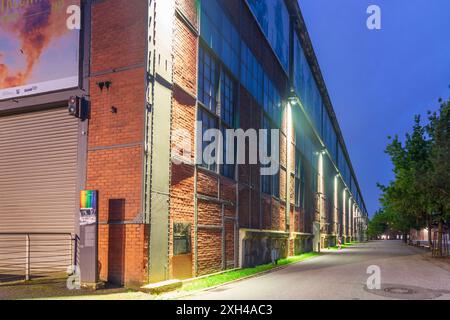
[[0, 0, 368, 287]]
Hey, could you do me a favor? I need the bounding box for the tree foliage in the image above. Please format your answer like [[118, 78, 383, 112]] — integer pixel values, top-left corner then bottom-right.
[[367, 210, 389, 238], [376, 99, 450, 254]]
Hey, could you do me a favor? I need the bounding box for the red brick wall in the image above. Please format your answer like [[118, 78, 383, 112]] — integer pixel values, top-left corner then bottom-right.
[[88, 69, 145, 148], [170, 0, 197, 278], [87, 0, 148, 286], [170, 0, 240, 277], [90, 0, 147, 73], [97, 224, 148, 286], [176, 0, 198, 30], [169, 0, 300, 278], [87, 148, 142, 222], [84, 0, 316, 285], [197, 228, 222, 275], [235, 0, 288, 96], [173, 12, 198, 96]]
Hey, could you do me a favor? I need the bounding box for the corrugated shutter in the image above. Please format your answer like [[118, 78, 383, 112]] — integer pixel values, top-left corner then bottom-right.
[[0, 108, 79, 234]]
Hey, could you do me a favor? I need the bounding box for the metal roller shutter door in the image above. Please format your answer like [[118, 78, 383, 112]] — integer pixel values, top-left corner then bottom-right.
[[0, 108, 79, 234]]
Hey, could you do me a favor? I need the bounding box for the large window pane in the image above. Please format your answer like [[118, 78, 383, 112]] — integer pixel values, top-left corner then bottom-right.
[[200, 0, 239, 76], [221, 127, 235, 179], [261, 116, 272, 195], [294, 35, 322, 137], [221, 72, 235, 126], [323, 107, 337, 162], [199, 108, 218, 172], [198, 47, 218, 113], [247, 0, 290, 72]]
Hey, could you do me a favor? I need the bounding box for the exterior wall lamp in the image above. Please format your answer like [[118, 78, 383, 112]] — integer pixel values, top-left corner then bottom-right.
[[288, 94, 297, 106]]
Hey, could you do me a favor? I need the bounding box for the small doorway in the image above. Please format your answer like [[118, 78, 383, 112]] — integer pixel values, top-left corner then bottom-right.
[[107, 199, 126, 286], [172, 222, 192, 280]]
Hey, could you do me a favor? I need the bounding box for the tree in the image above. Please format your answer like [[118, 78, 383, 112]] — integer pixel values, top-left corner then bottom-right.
[[367, 210, 389, 239], [378, 115, 432, 242], [426, 99, 450, 256], [378, 98, 449, 256], [377, 183, 417, 242], [404, 115, 433, 245]]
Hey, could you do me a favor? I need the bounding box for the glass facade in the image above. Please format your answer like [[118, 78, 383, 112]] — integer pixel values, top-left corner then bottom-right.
[[241, 41, 264, 106], [201, 0, 282, 126], [198, 46, 219, 113], [198, 46, 236, 179], [241, 41, 281, 126], [323, 109, 337, 163], [295, 110, 319, 175], [199, 0, 366, 216], [294, 149, 302, 207], [294, 32, 366, 216], [200, 0, 240, 76], [338, 143, 351, 189], [198, 106, 218, 172], [261, 115, 272, 195], [246, 0, 290, 73], [221, 72, 235, 126], [272, 168, 280, 199], [263, 72, 282, 126], [294, 106, 321, 218], [261, 115, 280, 198], [200, 0, 283, 197], [293, 37, 323, 137]]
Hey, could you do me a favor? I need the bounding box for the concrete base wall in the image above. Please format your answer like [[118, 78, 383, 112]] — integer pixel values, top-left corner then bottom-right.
[[320, 235, 337, 249], [239, 230, 289, 268], [293, 235, 313, 255]]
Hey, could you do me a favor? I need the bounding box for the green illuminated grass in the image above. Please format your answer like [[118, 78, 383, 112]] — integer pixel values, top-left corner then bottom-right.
[[181, 252, 320, 292], [328, 241, 360, 250]]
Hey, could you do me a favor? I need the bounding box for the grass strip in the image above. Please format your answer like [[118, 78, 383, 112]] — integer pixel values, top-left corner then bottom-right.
[[327, 241, 360, 250], [181, 252, 320, 292]]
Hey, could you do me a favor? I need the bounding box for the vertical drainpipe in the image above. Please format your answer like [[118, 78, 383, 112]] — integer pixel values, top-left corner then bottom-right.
[[145, 0, 156, 283], [194, 165, 198, 276], [147, 0, 175, 283], [193, 0, 201, 278], [234, 0, 242, 270], [234, 166, 240, 269], [221, 203, 226, 270], [249, 103, 253, 229]]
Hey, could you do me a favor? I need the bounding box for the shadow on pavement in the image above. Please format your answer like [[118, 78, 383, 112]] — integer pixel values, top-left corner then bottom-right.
[[0, 277, 129, 300]]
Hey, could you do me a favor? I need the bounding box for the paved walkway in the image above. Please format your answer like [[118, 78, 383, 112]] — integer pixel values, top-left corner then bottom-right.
[[2, 241, 449, 300], [186, 241, 450, 300]]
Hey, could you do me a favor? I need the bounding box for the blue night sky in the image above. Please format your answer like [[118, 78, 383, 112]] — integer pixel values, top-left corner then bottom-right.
[[299, 0, 450, 217]]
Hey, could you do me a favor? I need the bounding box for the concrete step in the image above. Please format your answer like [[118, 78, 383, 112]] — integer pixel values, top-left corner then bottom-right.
[[140, 279, 182, 294]]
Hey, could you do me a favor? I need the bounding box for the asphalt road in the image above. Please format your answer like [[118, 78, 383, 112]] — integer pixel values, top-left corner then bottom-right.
[[187, 241, 450, 300]]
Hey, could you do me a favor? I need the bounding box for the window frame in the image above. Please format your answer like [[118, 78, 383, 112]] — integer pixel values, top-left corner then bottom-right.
[[197, 44, 237, 180]]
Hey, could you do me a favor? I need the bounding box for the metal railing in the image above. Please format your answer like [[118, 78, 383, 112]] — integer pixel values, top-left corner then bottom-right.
[[0, 233, 78, 283]]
